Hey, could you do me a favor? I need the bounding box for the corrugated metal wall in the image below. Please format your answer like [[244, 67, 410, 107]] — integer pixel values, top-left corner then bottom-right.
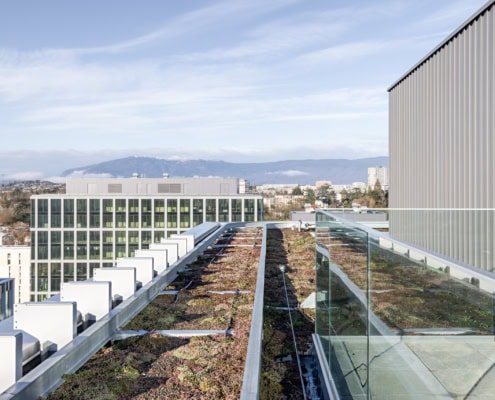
[[389, 3, 495, 272]]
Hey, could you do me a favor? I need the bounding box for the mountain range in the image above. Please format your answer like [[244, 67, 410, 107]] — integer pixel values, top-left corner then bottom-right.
[[62, 156, 389, 185]]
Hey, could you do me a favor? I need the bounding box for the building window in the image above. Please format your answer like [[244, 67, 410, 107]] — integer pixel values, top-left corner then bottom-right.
[[50, 263, 61, 292], [64, 199, 74, 228], [103, 232, 113, 260], [63, 263, 75, 282], [38, 231, 48, 260], [30, 199, 36, 228], [77, 263, 87, 281], [77, 231, 87, 260], [116, 231, 126, 258], [30, 263, 36, 292], [90, 231, 100, 260], [154, 231, 165, 243], [167, 200, 177, 228], [76, 199, 87, 228], [37, 199, 49, 228], [244, 199, 255, 222], [232, 199, 242, 222], [51, 199, 61, 228], [90, 199, 100, 228], [219, 199, 229, 222], [116, 199, 126, 228], [64, 231, 74, 259], [141, 231, 152, 249], [128, 231, 139, 257], [103, 199, 113, 228], [37, 263, 48, 292], [206, 199, 216, 222], [154, 199, 165, 228], [51, 231, 61, 260], [128, 199, 139, 228], [141, 199, 152, 228], [193, 199, 204, 226], [180, 199, 190, 229], [257, 199, 263, 221]]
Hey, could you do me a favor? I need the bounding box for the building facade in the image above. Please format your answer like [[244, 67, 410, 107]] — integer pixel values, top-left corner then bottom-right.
[[0, 278, 14, 321], [0, 245, 31, 304], [389, 1, 495, 272], [367, 166, 388, 190], [30, 177, 263, 300]]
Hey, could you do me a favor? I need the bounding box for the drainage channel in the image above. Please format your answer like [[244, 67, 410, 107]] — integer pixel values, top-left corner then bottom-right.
[[260, 228, 318, 400], [47, 226, 264, 400]]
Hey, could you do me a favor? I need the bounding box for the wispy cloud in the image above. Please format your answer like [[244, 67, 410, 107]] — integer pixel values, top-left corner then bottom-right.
[[298, 41, 388, 64], [267, 170, 310, 177], [42, 0, 301, 56]]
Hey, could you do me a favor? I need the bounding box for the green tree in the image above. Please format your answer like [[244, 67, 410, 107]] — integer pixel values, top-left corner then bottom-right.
[[369, 179, 387, 208], [304, 188, 315, 204], [292, 186, 303, 195]]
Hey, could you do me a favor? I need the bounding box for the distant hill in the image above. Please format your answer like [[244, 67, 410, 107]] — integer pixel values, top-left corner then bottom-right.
[[62, 156, 388, 185]]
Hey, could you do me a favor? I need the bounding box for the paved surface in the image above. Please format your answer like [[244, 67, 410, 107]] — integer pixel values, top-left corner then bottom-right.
[[327, 335, 495, 399]]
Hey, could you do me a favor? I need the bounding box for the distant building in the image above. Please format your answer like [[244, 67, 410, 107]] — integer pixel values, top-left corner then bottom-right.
[[30, 177, 263, 300], [0, 245, 31, 303], [368, 166, 388, 190], [263, 194, 304, 209], [255, 183, 299, 195], [351, 182, 367, 191], [315, 180, 332, 188]]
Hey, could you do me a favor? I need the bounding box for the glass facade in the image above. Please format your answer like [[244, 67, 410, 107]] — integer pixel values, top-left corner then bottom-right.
[[76, 199, 87, 228], [219, 199, 229, 222], [154, 199, 165, 228], [232, 199, 242, 222], [206, 199, 216, 222], [64, 199, 74, 228], [180, 199, 190, 229], [315, 210, 495, 400], [38, 199, 48, 228], [90, 199, 100, 228], [31, 195, 262, 298], [51, 199, 61, 228]]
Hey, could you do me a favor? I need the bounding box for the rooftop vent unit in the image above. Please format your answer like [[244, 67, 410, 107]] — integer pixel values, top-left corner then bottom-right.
[[162, 173, 169, 179], [131, 173, 140, 179]]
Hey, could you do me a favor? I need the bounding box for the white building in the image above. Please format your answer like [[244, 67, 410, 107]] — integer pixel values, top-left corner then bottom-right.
[[315, 180, 332, 188], [368, 166, 389, 190], [0, 245, 31, 303], [30, 177, 263, 301]]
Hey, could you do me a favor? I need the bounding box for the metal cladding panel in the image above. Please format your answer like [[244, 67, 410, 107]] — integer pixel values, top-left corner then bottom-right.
[[389, 4, 495, 272]]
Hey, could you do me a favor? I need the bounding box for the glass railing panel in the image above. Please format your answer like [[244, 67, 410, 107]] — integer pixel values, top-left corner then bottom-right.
[[316, 210, 370, 399], [317, 209, 495, 400]]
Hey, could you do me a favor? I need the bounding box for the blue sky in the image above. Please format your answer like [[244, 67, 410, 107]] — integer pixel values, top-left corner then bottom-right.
[[0, 0, 488, 179]]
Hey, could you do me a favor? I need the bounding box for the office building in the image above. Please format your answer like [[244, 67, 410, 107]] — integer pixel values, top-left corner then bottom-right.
[[367, 166, 388, 190], [30, 177, 263, 300], [389, 0, 494, 272], [0, 245, 31, 303]]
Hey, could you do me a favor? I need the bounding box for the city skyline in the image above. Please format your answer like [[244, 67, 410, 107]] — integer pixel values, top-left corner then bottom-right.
[[0, 0, 488, 179]]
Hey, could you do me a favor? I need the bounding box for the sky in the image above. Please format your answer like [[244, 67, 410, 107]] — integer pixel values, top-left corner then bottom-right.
[[0, 0, 489, 179]]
